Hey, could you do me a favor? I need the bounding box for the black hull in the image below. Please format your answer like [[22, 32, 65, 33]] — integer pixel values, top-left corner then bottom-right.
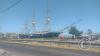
[[18, 32, 61, 38]]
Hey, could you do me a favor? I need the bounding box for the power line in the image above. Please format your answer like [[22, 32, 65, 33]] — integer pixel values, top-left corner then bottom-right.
[[0, 0, 23, 13]]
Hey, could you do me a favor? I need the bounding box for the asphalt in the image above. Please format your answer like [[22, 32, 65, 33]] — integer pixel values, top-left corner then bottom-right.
[[0, 42, 100, 56]]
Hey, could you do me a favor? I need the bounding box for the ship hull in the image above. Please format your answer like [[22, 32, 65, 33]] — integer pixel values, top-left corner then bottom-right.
[[18, 32, 61, 38]]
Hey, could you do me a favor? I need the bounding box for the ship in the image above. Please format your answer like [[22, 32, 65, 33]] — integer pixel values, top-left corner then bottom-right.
[[18, 0, 63, 38], [18, 17, 62, 38]]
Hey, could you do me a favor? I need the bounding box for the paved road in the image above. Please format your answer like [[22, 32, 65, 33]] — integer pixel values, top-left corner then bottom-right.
[[0, 42, 100, 56]]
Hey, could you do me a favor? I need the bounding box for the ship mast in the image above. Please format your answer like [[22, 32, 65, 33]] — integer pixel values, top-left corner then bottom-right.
[[32, 18, 36, 33], [32, 8, 36, 34], [23, 19, 29, 35], [45, 0, 51, 32]]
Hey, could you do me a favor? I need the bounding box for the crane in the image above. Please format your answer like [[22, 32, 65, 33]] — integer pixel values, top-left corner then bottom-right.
[[60, 19, 83, 33]]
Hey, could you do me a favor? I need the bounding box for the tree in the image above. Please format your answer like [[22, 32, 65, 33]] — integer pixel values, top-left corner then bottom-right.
[[87, 29, 92, 35], [87, 29, 93, 40], [68, 26, 83, 36]]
